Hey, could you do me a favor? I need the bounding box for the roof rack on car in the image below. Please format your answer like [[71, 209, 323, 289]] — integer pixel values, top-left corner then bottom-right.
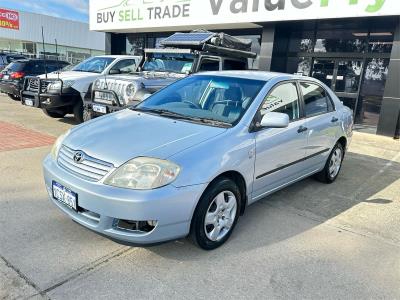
[[160, 30, 257, 59]]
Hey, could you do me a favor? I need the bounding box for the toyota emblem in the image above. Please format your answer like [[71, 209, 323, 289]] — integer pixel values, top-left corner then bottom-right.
[[73, 151, 85, 164]]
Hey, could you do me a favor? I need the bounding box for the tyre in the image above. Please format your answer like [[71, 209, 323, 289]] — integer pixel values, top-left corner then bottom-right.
[[315, 142, 344, 184], [191, 177, 241, 250], [73, 101, 84, 123], [42, 108, 66, 118], [8, 94, 20, 101], [83, 107, 94, 122]]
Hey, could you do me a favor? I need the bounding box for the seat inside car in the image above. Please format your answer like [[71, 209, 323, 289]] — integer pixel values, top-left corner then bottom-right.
[[211, 87, 243, 121]]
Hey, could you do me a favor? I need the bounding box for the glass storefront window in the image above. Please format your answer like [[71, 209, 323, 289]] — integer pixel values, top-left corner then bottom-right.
[[126, 36, 145, 56], [288, 31, 314, 53], [368, 31, 394, 53], [335, 60, 363, 93], [357, 58, 390, 126], [314, 29, 368, 53], [286, 57, 311, 76]]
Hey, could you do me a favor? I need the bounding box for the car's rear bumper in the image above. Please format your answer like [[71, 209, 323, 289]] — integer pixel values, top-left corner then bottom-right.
[[43, 154, 206, 245]]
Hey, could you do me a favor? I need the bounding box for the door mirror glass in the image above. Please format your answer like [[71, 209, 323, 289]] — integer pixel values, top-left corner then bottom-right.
[[259, 112, 289, 128], [109, 69, 121, 75]]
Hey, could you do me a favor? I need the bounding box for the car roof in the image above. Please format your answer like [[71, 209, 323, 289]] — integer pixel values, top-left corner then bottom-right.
[[95, 55, 140, 59], [12, 59, 69, 64], [194, 70, 318, 82]]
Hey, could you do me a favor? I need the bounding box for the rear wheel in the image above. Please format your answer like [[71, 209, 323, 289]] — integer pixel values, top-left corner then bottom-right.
[[315, 143, 344, 184], [42, 108, 66, 118], [191, 178, 241, 250], [73, 101, 84, 123], [8, 94, 20, 101]]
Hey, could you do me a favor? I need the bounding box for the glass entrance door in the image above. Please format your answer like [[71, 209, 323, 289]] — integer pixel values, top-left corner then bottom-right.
[[311, 59, 364, 114]]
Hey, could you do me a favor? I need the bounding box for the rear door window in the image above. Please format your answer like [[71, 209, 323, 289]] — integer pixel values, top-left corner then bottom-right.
[[300, 82, 334, 117], [28, 62, 46, 74]]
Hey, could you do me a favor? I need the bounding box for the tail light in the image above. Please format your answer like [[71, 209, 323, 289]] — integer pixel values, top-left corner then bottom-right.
[[0, 73, 3, 79], [10, 71, 25, 79]]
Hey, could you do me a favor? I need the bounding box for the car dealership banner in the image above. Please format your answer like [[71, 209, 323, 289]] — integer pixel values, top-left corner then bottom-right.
[[0, 8, 19, 30], [90, 0, 400, 32]]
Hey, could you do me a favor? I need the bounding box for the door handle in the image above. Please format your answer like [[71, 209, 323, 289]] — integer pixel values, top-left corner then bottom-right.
[[298, 126, 308, 133], [331, 117, 339, 123]]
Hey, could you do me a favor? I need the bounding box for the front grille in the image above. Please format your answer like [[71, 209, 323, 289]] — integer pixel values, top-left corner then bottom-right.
[[26, 78, 51, 93], [58, 146, 114, 182], [94, 80, 126, 105], [27, 78, 39, 92]]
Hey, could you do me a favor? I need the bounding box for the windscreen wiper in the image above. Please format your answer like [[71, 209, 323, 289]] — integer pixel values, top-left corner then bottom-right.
[[131, 108, 232, 127]]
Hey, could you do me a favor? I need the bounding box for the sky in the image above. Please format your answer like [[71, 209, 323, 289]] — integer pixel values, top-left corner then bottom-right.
[[0, 0, 89, 23]]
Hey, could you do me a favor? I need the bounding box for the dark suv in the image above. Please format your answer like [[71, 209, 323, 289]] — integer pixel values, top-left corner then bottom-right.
[[0, 53, 26, 71], [0, 59, 69, 100]]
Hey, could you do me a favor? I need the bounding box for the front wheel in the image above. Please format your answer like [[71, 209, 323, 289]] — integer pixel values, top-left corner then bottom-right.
[[73, 101, 84, 123], [8, 94, 20, 101], [42, 108, 66, 118], [191, 178, 241, 250], [315, 143, 344, 184], [83, 107, 94, 122]]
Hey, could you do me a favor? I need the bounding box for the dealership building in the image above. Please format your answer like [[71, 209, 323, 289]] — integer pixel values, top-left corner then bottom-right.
[[89, 0, 400, 137], [0, 7, 105, 64]]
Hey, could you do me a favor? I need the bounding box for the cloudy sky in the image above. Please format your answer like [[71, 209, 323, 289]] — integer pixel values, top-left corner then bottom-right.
[[0, 0, 89, 22]]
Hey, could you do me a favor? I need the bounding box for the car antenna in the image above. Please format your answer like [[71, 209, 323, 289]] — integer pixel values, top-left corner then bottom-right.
[[41, 26, 48, 79], [55, 38, 60, 80]]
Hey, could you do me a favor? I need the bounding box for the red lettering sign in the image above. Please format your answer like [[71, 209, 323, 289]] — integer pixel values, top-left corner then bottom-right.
[[0, 8, 19, 30]]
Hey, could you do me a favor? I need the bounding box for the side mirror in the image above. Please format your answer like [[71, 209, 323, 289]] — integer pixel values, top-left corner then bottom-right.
[[109, 69, 120, 75], [259, 112, 289, 128]]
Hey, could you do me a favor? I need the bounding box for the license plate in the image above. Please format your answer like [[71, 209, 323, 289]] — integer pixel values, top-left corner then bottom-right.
[[94, 91, 114, 102], [52, 181, 78, 211], [24, 99, 34, 106], [93, 104, 107, 114], [3, 75, 9, 80]]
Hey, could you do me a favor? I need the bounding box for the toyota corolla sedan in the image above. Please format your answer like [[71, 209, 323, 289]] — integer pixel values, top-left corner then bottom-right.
[[43, 71, 353, 250]]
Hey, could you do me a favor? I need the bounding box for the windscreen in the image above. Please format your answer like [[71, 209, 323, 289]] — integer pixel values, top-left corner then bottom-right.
[[72, 57, 115, 73], [142, 53, 194, 74], [136, 75, 266, 126]]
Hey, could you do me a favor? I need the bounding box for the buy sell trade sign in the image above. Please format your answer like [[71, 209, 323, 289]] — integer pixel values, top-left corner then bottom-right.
[[0, 8, 19, 30]]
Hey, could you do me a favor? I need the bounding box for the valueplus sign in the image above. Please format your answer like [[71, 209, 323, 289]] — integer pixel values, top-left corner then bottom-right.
[[90, 0, 400, 32]]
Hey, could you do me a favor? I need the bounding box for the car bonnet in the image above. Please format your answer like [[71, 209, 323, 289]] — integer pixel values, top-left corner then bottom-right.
[[63, 109, 227, 167]]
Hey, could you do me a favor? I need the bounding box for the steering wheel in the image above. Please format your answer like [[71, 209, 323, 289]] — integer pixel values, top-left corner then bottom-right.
[[183, 100, 201, 109]]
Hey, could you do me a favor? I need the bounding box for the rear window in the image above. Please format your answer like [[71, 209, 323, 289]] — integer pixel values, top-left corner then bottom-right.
[[7, 55, 25, 63], [5, 62, 26, 72]]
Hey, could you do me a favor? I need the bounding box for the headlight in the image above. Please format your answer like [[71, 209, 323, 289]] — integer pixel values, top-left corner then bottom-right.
[[104, 157, 180, 190], [50, 130, 70, 160], [126, 83, 136, 97], [47, 80, 74, 92]]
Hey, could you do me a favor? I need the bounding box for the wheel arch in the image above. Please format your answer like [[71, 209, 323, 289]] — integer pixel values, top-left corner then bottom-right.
[[337, 136, 347, 152]]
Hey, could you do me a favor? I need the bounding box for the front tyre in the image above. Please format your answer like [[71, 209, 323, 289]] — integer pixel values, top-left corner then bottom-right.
[[73, 101, 84, 123], [315, 143, 344, 184], [42, 108, 66, 118], [191, 178, 241, 250], [83, 107, 94, 122]]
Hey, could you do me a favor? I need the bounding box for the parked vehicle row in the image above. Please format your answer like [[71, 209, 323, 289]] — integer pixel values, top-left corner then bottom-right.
[[0, 31, 354, 250]]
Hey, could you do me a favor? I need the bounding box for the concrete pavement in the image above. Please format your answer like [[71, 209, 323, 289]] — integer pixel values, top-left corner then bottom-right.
[[0, 95, 399, 299]]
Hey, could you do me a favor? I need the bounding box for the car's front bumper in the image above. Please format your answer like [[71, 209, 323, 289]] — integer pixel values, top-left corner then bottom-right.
[[21, 90, 79, 109], [0, 81, 20, 96], [43, 154, 206, 245]]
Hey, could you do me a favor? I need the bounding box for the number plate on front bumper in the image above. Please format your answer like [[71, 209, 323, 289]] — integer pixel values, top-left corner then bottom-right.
[[93, 104, 107, 114], [52, 181, 78, 211]]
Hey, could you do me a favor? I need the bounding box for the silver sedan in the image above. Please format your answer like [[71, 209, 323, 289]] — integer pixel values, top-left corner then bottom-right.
[[43, 71, 353, 250]]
